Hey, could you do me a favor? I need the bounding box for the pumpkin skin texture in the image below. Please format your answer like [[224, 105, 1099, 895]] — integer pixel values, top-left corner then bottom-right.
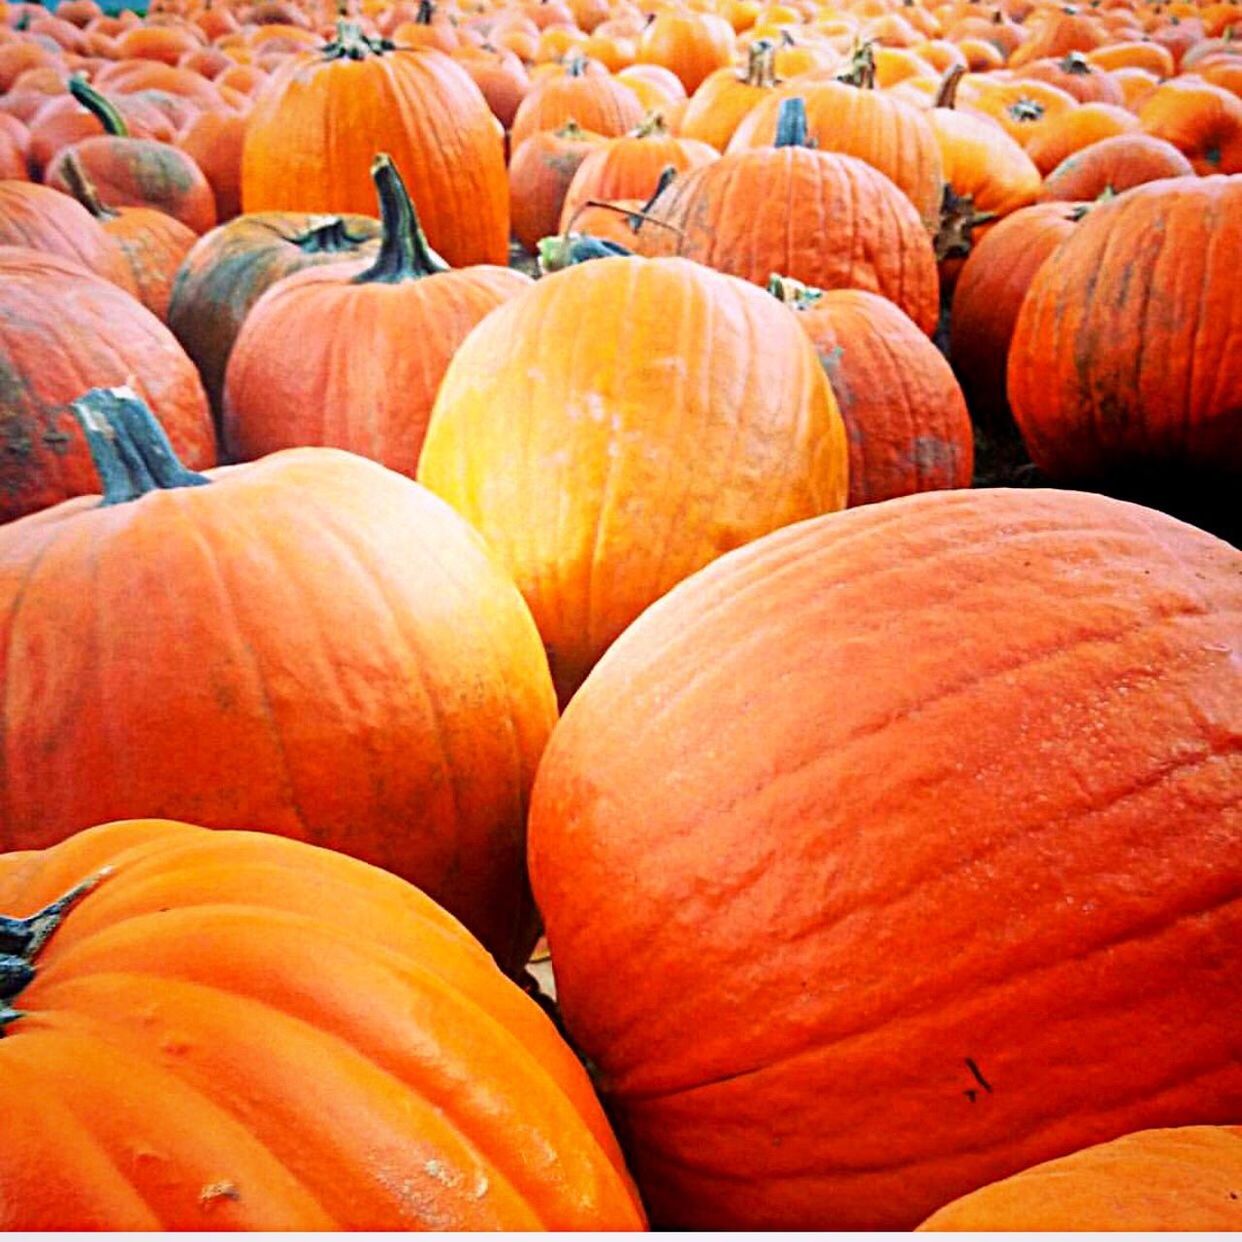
[[645, 145, 939, 334], [0, 396, 557, 973], [242, 28, 508, 266], [1008, 175, 1242, 482], [167, 211, 383, 419], [508, 121, 609, 252], [528, 486, 1242, 1231], [776, 283, 973, 506], [1137, 78, 1242, 173], [223, 158, 532, 476], [509, 61, 645, 152], [0, 249, 215, 524], [417, 256, 848, 705], [1037, 133, 1194, 202], [917, 1126, 1242, 1231], [0, 819, 646, 1229]]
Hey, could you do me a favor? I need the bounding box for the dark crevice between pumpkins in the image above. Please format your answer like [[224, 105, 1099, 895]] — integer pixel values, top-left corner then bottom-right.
[[355, 153, 449, 284], [72, 387, 212, 506], [1, 873, 109, 1035]]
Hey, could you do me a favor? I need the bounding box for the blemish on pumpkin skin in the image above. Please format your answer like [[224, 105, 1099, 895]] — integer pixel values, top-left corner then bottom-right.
[[963, 1057, 994, 1103], [199, 1179, 241, 1206]]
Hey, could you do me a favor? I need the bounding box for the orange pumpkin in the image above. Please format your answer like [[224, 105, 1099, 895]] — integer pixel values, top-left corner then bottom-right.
[[919, 1126, 1242, 1230], [636, 9, 736, 93], [1023, 100, 1138, 173], [0, 818, 646, 1228], [242, 22, 508, 265], [1008, 175, 1242, 480], [528, 485, 1242, 1230], [508, 119, 608, 252], [0, 111, 30, 179], [1037, 129, 1193, 198], [224, 155, 531, 476], [679, 36, 780, 150], [417, 255, 849, 704], [0, 387, 555, 973], [509, 55, 645, 149], [1137, 76, 1242, 171]]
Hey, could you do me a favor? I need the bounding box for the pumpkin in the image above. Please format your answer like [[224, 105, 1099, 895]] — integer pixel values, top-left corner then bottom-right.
[[174, 106, 246, 223], [224, 155, 531, 476], [26, 91, 174, 181], [679, 37, 780, 151], [0, 111, 30, 179], [949, 199, 1087, 431], [636, 9, 736, 93], [726, 52, 946, 232], [1008, 175, 1241, 480], [1037, 130, 1194, 199], [242, 22, 508, 266], [0, 818, 645, 1229], [1019, 49, 1124, 103], [508, 119, 608, 253], [1008, 5, 1109, 66], [452, 43, 531, 131], [0, 180, 137, 295], [918, 1126, 1242, 1230], [167, 210, 382, 419], [416, 255, 848, 704], [646, 98, 940, 334], [0, 387, 556, 972], [509, 55, 644, 150], [770, 277, 973, 505], [557, 113, 717, 231], [1086, 39, 1176, 78], [55, 150, 197, 322], [527, 485, 1242, 1230], [43, 77, 217, 235], [1023, 100, 1138, 173], [0, 248, 215, 524], [1137, 76, 1242, 171]]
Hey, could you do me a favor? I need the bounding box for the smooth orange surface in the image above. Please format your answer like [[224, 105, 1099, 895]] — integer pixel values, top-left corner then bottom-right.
[[529, 487, 1241, 1229], [0, 820, 646, 1229]]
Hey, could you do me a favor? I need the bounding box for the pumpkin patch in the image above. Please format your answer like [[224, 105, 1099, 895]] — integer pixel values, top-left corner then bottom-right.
[[1, 0, 1239, 1227]]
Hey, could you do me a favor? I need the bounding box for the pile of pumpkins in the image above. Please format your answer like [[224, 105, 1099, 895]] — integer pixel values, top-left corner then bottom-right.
[[1, 0, 1239, 1228]]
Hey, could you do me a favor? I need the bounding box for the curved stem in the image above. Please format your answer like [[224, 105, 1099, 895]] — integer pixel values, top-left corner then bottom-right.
[[59, 150, 116, 221], [934, 63, 965, 108], [68, 75, 128, 138], [355, 153, 448, 284], [774, 96, 810, 148], [71, 387, 211, 506]]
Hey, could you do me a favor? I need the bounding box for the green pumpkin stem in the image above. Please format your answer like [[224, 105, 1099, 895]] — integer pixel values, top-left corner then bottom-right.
[[296, 214, 373, 254], [934, 63, 966, 109], [774, 96, 811, 148], [356, 153, 449, 283], [766, 272, 823, 310], [71, 388, 211, 506], [323, 19, 394, 59], [59, 150, 116, 221], [0, 871, 111, 1034], [68, 75, 129, 138], [836, 40, 876, 88]]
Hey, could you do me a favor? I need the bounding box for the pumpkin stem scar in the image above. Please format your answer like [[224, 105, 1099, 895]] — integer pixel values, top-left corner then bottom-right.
[[0, 869, 112, 1033], [71, 388, 212, 507]]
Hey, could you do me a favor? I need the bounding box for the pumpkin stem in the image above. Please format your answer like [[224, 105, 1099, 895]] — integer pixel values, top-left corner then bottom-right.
[[555, 117, 588, 139], [68, 75, 129, 138], [774, 96, 812, 148], [766, 272, 823, 310], [296, 214, 374, 253], [634, 111, 667, 138], [0, 870, 111, 1034], [322, 19, 394, 59], [743, 38, 778, 87], [933, 184, 996, 261], [566, 53, 588, 76], [416, 0, 435, 22], [71, 387, 211, 506], [836, 40, 876, 88], [1059, 49, 1091, 72], [356, 153, 448, 284], [537, 232, 633, 273], [59, 150, 117, 221], [934, 63, 966, 108], [1008, 96, 1045, 121], [635, 163, 676, 222]]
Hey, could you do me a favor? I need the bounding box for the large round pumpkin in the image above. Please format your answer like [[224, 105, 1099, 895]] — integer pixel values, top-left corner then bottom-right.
[[417, 255, 848, 704], [528, 487, 1242, 1230], [1008, 175, 1241, 481], [0, 818, 645, 1229], [241, 22, 508, 266], [0, 248, 215, 524], [918, 1126, 1242, 1230], [0, 388, 556, 973]]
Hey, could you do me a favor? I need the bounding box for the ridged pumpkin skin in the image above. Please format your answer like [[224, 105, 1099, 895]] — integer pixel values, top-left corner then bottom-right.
[[1037, 133, 1195, 202], [528, 487, 1242, 1230], [509, 64, 645, 151], [0, 180, 137, 296], [1008, 176, 1242, 481], [0, 439, 556, 973], [918, 1126, 1242, 1231], [784, 287, 973, 505], [727, 81, 945, 231], [646, 148, 939, 334], [0, 248, 215, 524], [417, 256, 848, 704], [1137, 78, 1242, 173], [508, 122, 608, 252], [1023, 102, 1138, 175], [950, 201, 1085, 429], [242, 34, 508, 266], [0, 819, 646, 1229], [167, 212, 383, 418]]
